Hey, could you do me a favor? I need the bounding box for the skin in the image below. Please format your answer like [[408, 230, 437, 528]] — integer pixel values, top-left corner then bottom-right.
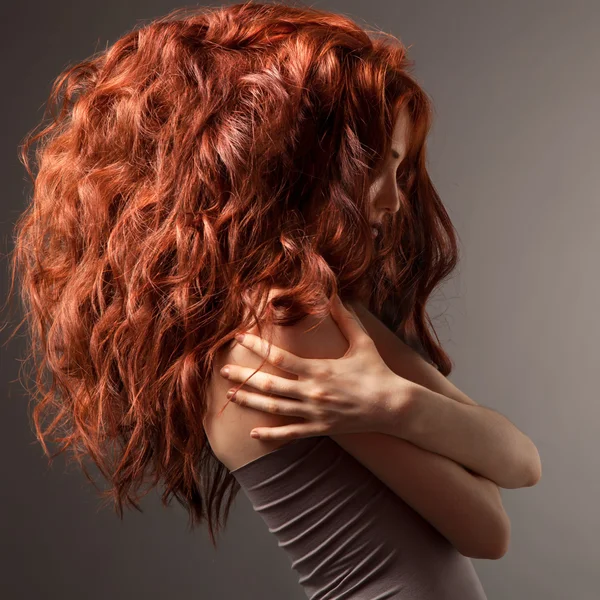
[[217, 296, 511, 558], [224, 297, 540, 488]]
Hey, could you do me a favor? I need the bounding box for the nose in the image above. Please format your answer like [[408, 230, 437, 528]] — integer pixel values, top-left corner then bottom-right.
[[374, 175, 402, 219]]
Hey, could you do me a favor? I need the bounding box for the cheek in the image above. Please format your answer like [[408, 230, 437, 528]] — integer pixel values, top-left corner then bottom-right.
[[368, 179, 384, 199]]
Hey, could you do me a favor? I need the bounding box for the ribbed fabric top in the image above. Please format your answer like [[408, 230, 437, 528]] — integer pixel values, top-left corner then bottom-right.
[[231, 436, 488, 600]]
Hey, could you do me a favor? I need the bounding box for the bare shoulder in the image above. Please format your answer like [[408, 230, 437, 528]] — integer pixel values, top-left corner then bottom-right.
[[204, 288, 346, 471]]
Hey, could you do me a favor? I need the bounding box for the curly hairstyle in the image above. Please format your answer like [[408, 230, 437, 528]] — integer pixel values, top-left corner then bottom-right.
[[5, 1, 460, 546]]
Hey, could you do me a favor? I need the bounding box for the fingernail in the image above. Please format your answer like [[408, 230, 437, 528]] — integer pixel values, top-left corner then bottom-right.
[[250, 430, 260, 438], [220, 366, 230, 377], [235, 334, 245, 343], [226, 389, 235, 398]]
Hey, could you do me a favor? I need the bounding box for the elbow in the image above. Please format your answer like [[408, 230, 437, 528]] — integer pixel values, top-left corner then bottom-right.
[[522, 440, 543, 488], [461, 511, 511, 560], [512, 450, 542, 489], [472, 535, 510, 560], [526, 453, 542, 487]]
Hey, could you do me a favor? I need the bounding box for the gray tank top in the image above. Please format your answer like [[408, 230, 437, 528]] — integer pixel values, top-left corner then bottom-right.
[[231, 435, 488, 600]]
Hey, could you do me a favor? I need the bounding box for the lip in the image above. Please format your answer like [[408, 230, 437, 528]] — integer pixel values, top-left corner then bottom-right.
[[370, 222, 383, 238]]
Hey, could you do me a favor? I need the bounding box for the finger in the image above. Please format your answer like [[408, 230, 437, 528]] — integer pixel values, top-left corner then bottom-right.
[[250, 425, 323, 441], [233, 333, 314, 377], [227, 388, 313, 418], [329, 294, 371, 344], [221, 365, 305, 400]]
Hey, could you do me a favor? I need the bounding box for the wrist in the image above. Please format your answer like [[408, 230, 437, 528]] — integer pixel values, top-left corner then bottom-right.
[[380, 376, 423, 439]]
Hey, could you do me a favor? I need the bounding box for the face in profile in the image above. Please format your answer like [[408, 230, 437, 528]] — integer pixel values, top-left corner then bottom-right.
[[368, 106, 412, 239]]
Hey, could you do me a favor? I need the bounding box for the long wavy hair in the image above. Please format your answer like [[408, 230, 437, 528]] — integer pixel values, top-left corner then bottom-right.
[[6, 1, 460, 546]]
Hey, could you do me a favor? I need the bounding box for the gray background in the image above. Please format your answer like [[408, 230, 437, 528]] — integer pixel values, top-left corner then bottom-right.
[[1, 1, 597, 598]]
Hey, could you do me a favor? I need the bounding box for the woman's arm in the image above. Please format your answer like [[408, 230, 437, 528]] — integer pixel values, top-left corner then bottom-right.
[[330, 430, 510, 559], [388, 383, 541, 489], [349, 301, 542, 489], [221, 310, 510, 559]]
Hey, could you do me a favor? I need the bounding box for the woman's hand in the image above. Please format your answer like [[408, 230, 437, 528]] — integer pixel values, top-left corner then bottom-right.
[[219, 294, 415, 440]]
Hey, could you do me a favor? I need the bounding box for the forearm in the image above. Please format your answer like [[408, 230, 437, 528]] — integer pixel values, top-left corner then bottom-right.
[[331, 430, 510, 559], [385, 380, 542, 489]]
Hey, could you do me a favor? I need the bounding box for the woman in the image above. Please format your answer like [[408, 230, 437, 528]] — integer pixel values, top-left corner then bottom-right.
[[8, 2, 540, 598]]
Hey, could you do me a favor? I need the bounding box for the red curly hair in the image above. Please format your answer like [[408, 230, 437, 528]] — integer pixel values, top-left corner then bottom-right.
[[6, 1, 460, 546]]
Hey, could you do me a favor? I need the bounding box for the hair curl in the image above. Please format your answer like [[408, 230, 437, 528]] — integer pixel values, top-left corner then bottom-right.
[[6, 1, 460, 546]]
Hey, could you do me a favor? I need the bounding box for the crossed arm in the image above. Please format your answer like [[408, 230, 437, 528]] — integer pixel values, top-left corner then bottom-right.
[[348, 301, 542, 490], [219, 296, 540, 558]]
